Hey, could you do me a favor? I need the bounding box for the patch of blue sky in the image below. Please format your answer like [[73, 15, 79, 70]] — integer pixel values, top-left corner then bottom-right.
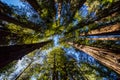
[[1, 0, 25, 7], [53, 35, 61, 47], [80, 4, 97, 19], [110, 72, 119, 80], [103, 74, 118, 80], [115, 41, 120, 44], [55, 2, 59, 20], [1, 0, 41, 24], [63, 46, 96, 64], [31, 75, 37, 80], [103, 77, 109, 80], [80, 5, 88, 18], [63, 47, 118, 79], [61, 3, 70, 16], [89, 40, 96, 44], [73, 20, 78, 26], [60, 17, 64, 25], [90, 12, 96, 18], [72, 5, 89, 27], [8, 56, 31, 80]]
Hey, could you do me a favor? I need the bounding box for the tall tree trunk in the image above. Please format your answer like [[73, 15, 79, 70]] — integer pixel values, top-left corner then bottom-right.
[[0, 29, 21, 45], [68, 42, 120, 75], [86, 37, 120, 40], [80, 23, 120, 36], [0, 29, 18, 37], [63, 63, 68, 80], [0, 40, 51, 68]]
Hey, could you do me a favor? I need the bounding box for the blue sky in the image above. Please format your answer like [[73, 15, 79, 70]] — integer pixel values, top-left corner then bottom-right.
[[1, 0, 24, 6]]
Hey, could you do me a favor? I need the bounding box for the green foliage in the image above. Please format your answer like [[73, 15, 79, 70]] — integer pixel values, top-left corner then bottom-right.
[[102, 0, 114, 3], [40, 41, 53, 50], [0, 61, 17, 73], [0, 0, 120, 79], [6, 23, 34, 35], [41, 8, 48, 18], [74, 11, 82, 21]]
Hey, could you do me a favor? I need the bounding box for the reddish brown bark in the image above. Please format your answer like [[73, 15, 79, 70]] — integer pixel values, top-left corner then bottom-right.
[[86, 37, 120, 40], [80, 23, 120, 36], [68, 42, 120, 75]]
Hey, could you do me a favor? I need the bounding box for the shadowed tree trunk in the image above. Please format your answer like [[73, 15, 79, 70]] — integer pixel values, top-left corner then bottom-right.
[[68, 42, 120, 75], [0, 29, 20, 45], [0, 40, 51, 68], [0, 29, 17, 37]]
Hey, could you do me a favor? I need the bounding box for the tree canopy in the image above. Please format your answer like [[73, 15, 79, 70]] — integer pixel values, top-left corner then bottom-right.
[[0, 0, 120, 79]]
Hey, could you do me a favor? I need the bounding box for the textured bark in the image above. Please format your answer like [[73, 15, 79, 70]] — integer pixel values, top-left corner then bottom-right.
[[83, 30, 120, 36], [80, 23, 120, 36], [68, 42, 120, 75], [0, 40, 51, 68], [86, 37, 120, 40]]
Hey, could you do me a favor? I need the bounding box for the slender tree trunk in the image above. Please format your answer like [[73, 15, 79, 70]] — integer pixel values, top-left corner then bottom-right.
[[62, 63, 68, 80]]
